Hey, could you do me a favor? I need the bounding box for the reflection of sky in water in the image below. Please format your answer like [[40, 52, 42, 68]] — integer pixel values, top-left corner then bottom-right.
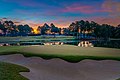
[[78, 41, 94, 47]]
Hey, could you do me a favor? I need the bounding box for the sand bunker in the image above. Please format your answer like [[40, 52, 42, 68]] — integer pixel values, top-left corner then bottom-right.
[[0, 54, 120, 80]]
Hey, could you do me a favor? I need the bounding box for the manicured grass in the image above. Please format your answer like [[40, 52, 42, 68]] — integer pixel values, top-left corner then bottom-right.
[[20, 45, 120, 57], [0, 61, 29, 80], [0, 45, 120, 62], [0, 46, 22, 54]]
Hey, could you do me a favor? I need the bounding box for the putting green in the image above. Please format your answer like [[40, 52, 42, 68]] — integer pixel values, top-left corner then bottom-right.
[[0, 45, 120, 62], [20, 45, 120, 57]]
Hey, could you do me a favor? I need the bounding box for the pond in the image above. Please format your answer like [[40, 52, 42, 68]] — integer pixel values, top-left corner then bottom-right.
[[0, 39, 120, 49], [65, 40, 120, 49]]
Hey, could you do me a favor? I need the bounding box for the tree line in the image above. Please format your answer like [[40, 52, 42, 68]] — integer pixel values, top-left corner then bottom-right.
[[0, 20, 120, 39], [37, 23, 60, 35], [0, 20, 66, 36], [69, 20, 120, 39], [0, 21, 33, 36]]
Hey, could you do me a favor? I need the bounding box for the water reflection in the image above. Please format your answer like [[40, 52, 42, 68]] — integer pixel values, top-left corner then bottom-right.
[[0, 43, 20, 46], [43, 42, 64, 45], [0, 40, 120, 49], [78, 41, 94, 47], [0, 43, 10, 46], [93, 40, 120, 49]]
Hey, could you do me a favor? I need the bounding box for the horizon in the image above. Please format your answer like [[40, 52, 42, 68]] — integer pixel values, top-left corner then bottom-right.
[[0, 0, 120, 28]]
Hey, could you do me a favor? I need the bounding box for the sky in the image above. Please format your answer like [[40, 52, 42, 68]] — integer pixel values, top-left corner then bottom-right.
[[0, 0, 120, 28]]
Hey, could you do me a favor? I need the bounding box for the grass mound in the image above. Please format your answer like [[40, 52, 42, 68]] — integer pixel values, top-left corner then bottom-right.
[[0, 61, 29, 80]]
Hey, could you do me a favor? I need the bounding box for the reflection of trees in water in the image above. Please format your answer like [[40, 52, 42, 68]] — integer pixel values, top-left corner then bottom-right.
[[0, 43, 10, 46], [77, 40, 120, 48], [94, 40, 120, 49], [78, 41, 94, 47], [0, 40, 120, 49], [43, 42, 64, 45]]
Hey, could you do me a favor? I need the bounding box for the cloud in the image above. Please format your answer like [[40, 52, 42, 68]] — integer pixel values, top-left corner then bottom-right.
[[2, 0, 120, 27], [88, 16, 120, 26], [12, 19, 42, 28], [102, 0, 120, 16], [61, 3, 107, 14]]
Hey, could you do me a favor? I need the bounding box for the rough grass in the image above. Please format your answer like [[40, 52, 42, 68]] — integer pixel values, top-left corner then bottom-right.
[[0, 61, 29, 80], [0, 45, 120, 62]]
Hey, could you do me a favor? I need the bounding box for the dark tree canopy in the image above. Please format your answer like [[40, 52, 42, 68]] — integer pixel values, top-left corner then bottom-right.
[[69, 20, 120, 39], [0, 19, 120, 38], [0, 20, 33, 36]]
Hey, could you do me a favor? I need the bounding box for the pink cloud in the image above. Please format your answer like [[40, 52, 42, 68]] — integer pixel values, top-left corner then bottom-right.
[[102, 0, 120, 17], [62, 4, 107, 14], [87, 16, 120, 26]]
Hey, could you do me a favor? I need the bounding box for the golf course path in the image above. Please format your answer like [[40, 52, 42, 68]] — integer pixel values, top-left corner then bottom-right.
[[0, 54, 120, 80]]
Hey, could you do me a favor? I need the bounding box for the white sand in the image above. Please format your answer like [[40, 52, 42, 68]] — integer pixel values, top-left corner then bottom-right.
[[0, 54, 120, 80]]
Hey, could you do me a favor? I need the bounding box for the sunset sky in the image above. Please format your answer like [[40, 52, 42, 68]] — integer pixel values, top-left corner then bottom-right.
[[0, 0, 120, 28]]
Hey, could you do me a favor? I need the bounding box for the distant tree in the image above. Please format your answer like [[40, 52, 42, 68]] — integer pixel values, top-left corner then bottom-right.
[[10, 25, 18, 36], [63, 28, 69, 35], [114, 24, 120, 38], [17, 25, 24, 36], [69, 22, 76, 36], [0, 24, 5, 31], [68, 20, 117, 39], [17, 24, 32, 36], [24, 24, 32, 34], [50, 23, 59, 33], [37, 26, 41, 34], [50, 23, 59, 37], [0, 23, 5, 35], [40, 23, 51, 35], [8, 21, 14, 26]]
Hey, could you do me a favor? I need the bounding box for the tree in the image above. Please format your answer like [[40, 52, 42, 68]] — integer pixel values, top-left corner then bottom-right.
[[24, 24, 32, 34], [69, 22, 76, 36], [0, 23, 5, 35], [17, 24, 32, 36], [37, 26, 41, 34], [68, 20, 118, 39], [114, 24, 120, 38], [0, 24, 5, 31], [40, 23, 50, 35], [50, 23, 59, 37]]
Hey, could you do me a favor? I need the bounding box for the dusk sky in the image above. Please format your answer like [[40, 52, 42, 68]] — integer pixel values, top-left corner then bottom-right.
[[0, 0, 120, 28]]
